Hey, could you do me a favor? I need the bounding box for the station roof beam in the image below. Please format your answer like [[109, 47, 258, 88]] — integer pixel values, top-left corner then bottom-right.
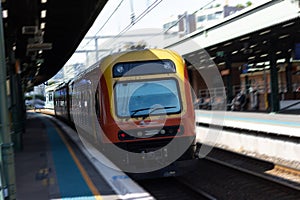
[[2, 0, 108, 90]]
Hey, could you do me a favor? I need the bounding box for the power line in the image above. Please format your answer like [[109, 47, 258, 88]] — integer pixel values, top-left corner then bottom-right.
[[80, 0, 163, 53], [109, 0, 163, 43], [82, 0, 125, 49]]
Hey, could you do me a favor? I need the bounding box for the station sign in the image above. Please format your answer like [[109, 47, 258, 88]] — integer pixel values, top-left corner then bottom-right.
[[27, 43, 52, 51]]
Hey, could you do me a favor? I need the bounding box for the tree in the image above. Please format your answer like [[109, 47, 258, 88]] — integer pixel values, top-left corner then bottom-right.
[[236, 4, 245, 9], [246, 1, 252, 7]]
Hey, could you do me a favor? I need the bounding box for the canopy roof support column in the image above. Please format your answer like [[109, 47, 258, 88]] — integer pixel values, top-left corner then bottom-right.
[[225, 55, 233, 103], [0, 3, 16, 199], [269, 38, 280, 112]]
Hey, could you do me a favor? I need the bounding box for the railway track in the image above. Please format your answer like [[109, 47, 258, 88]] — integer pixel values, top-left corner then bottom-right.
[[180, 147, 300, 199], [137, 177, 216, 200], [137, 147, 300, 199], [204, 146, 300, 190]]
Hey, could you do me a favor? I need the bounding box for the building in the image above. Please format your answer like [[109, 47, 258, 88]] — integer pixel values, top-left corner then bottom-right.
[[163, 5, 242, 39], [163, 13, 196, 39], [195, 5, 242, 30]]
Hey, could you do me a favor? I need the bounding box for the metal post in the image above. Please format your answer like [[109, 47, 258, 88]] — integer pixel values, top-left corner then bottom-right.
[[95, 37, 99, 61], [10, 72, 23, 151], [263, 66, 269, 110], [0, 3, 16, 199], [268, 38, 280, 112], [245, 75, 249, 94], [225, 55, 233, 104], [286, 56, 292, 93]]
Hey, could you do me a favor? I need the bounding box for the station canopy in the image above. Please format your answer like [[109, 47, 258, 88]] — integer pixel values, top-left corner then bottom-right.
[[2, 0, 108, 89]]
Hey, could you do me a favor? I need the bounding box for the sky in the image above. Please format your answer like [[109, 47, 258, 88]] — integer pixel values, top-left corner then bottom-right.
[[66, 0, 268, 65], [86, 0, 266, 36]]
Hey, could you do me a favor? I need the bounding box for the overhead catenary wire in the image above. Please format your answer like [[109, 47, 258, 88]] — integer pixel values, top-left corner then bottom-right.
[[114, 0, 163, 38], [80, 0, 215, 55], [81, 0, 163, 52], [82, 0, 125, 49]]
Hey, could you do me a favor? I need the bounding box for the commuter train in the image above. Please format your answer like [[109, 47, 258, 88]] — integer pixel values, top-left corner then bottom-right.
[[54, 48, 197, 177]]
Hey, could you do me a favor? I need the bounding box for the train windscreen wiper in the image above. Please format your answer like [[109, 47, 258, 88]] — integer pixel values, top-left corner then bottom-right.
[[130, 106, 176, 119]]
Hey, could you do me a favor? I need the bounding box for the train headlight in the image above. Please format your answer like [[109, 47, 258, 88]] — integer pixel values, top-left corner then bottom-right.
[[137, 131, 143, 137], [116, 65, 124, 74], [160, 129, 166, 134], [163, 62, 175, 72]]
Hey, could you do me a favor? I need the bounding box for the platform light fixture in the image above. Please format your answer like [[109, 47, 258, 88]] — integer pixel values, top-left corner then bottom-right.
[[223, 42, 232, 47], [240, 36, 250, 41], [259, 29, 271, 35], [282, 22, 294, 28], [257, 62, 264, 66], [277, 58, 285, 64], [41, 10, 47, 18], [279, 34, 289, 39], [187, 53, 195, 58], [260, 54, 268, 58], [40, 22, 46, 29], [209, 47, 217, 51], [2, 10, 8, 18]]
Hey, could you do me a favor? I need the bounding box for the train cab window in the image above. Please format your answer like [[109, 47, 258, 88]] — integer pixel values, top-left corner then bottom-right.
[[114, 79, 181, 118], [113, 60, 176, 77]]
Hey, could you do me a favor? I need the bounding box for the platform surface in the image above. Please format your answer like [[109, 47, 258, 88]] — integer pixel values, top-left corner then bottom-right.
[[196, 109, 300, 137], [15, 112, 118, 200]]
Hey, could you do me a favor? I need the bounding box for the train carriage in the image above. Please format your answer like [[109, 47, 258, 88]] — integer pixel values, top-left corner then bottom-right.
[[55, 48, 197, 177], [54, 82, 70, 121]]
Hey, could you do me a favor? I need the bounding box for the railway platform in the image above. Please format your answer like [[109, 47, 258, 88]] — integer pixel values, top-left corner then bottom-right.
[[195, 109, 300, 170], [15, 112, 153, 200]]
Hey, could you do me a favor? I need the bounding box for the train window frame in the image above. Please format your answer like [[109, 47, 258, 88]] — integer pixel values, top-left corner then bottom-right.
[[113, 77, 183, 119], [112, 59, 176, 78]]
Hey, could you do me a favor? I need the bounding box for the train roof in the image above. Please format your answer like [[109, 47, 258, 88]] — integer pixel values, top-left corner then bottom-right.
[[98, 48, 183, 69], [64, 48, 184, 84]]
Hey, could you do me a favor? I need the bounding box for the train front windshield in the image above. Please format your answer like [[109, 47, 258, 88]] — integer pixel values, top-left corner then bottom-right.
[[115, 79, 181, 118]]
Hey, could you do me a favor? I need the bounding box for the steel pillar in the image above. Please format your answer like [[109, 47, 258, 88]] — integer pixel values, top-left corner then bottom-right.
[[286, 56, 293, 93], [0, 3, 16, 199], [9, 72, 24, 152], [245, 75, 249, 94], [268, 38, 280, 112], [225, 56, 233, 103]]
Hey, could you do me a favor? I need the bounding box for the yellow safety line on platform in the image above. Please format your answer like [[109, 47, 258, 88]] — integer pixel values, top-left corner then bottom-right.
[[54, 125, 103, 200]]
